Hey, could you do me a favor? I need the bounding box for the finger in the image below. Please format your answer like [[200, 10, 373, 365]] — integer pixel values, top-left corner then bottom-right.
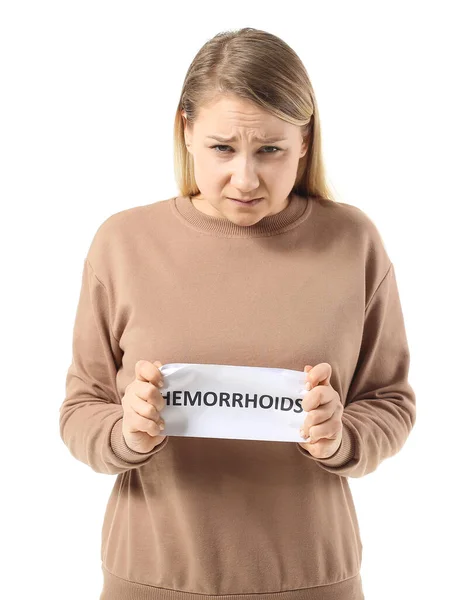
[[135, 359, 164, 388], [148, 389, 166, 413], [302, 386, 335, 412], [133, 379, 166, 413], [129, 410, 164, 436], [305, 362, 332, 388], [303, 402, 335, 429], [131, 394, 162, 424], [304, 417, 341, 444]]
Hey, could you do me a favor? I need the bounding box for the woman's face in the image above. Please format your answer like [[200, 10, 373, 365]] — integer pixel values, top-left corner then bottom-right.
[[182, 94, 309, 225]]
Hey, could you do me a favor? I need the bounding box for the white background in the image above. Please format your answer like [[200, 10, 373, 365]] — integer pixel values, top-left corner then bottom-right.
[[1, 1, 465, 598]]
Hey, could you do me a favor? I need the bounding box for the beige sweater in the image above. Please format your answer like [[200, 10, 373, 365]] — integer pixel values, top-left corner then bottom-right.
[[60, 193, 416, 600]]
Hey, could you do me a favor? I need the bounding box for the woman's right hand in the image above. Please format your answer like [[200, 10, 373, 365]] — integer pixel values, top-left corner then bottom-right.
[[121, 359, 167, 453]]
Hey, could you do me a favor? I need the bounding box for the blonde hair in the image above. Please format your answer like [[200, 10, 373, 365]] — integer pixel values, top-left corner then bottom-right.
[[173, 27, 337, 202]]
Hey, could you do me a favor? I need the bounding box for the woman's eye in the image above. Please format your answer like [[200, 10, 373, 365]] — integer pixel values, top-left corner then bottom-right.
[[210, 145, 281, 154]]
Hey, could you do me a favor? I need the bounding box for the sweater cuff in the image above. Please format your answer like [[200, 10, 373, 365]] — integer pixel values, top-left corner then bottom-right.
[[296, 423, 355, 467], [110, 417, 169, 464]]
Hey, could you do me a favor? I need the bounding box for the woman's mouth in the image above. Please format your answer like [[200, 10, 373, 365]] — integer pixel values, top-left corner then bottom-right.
[[228, 197, 263, 207]]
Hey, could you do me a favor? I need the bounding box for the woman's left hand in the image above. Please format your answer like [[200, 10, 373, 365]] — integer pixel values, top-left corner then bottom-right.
[[298, 363, 344, 459]]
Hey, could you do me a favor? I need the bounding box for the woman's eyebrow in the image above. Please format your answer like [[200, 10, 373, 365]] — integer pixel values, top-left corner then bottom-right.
[[206, 135, 287, 143]]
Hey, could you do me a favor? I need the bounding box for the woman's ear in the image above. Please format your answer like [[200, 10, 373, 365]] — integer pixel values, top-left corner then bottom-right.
[[181, 113, 192, 149], [300, 133, 310, 158]]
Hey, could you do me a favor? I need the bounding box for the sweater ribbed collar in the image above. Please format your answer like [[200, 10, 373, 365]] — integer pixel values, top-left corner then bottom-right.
[[171, 192, 313, 237]]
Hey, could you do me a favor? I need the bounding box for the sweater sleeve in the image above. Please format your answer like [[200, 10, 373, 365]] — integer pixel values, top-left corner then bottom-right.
[[296, 262, 416, 478], [59, 258, 168, 475]]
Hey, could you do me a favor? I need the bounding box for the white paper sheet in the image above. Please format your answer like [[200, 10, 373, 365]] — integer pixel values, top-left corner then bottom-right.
[[158, 363, 309, 443]]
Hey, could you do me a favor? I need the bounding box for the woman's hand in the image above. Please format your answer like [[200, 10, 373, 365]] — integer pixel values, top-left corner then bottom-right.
[[298, 363, 343, 459], [121, 359, 167, 453]]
